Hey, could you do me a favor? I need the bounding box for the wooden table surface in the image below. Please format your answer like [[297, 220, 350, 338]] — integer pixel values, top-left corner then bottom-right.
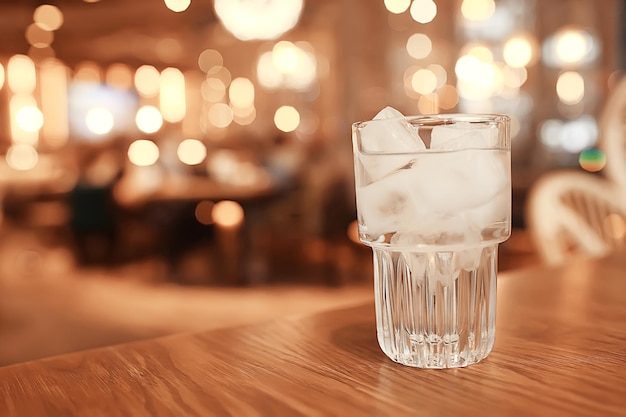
[[1, 254, 626, 416]]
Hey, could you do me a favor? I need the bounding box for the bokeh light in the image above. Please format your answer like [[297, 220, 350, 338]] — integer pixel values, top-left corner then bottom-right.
[[16, 106, 44, 132], [208, 103, 233, 128], [213, 0, 303, 41], [198, 49, 223, 73], [212, 200, 244, 228], [164, 0, 191, 13], [578, 147, 606, 172], [177, 138, 207, 165], [556, 71, 584, 105], [8, 55, 36, 94], [201, 77, 226, 102], [410, 0, 437, 24], [437, 84, 459, 110], [134, 65, 160, 97], [128, 140, 160, 167], [384, 0, 411, 14], [411, 68, 438, 94], [556, 30, 587, 64], [274, 106, 300, 132], [160, 67, 186, 123], [229, 77, 255, 108], [461, 0, 495, 21], [26, 23, 54, 48], [503, 36, 533, 68], [543, 28, 599, 68], [6, 144, 39, 171], [258, 41, 318, 91], [195, 200, 215, 225], [33, 4, 64, 31], [85, 107, 114, 135], [135, 105, 163, 134], [406, 33, 432, 59], [106, 63, 133, 90]]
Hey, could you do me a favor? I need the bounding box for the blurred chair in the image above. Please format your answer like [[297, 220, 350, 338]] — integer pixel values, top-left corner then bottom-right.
[[599, 75, 626, 189], [526, 170, 626, 265]]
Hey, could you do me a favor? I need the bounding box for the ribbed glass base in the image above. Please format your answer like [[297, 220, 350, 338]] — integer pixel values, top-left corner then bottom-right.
[[373, 244, 498, 368]]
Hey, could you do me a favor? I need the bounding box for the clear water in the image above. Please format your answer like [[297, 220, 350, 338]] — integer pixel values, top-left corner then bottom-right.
[[371, 243, 498, 368]]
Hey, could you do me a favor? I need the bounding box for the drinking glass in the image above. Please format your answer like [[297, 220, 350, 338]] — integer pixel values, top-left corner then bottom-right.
[[352, 114, 511, 368]]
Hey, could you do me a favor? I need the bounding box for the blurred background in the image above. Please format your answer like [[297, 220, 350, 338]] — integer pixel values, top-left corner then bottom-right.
[[0, 0, 624, 365]]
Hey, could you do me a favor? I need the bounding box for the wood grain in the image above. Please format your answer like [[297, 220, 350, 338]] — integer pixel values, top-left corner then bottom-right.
[[1, 253, 626, 416]]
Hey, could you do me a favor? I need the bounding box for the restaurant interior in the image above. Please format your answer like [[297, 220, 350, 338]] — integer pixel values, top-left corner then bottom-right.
[[0, 0, 624, 366]]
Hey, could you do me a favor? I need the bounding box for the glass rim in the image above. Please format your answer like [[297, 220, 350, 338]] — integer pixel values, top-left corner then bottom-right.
[[353, 113, 510, 129]]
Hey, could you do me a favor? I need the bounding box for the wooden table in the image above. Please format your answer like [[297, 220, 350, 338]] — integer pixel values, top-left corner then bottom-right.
[[1, 254, 626, 416]]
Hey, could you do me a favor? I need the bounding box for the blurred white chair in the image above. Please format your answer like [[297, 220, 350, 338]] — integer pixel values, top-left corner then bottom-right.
[[599, 75, 626, 189], [526, 170, 626, 265]]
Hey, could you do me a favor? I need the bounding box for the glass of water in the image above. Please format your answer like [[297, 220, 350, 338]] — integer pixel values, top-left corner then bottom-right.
[[352, 111, 511, 368]]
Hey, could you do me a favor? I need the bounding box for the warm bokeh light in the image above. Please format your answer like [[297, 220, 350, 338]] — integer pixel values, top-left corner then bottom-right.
[[410, 0, 437, 24], [272, 41, 299, 73], [411, 68, 438, 94], [233, 106, 256, 126], [384, 0, 411, 14], [418, 93, 439, 114], [455, 53, 500, 100], [39, 59, 69, 147], [128, 140, 160, 167], [208, 103, 233, 128], [502, 66, 528, 89], [461, 0, 495, 21], [198, 49, 223, 73], [543, 28, 600, 68], [211, 200, 244, 228], [437, 84, 459, 109], [503, 36, 533, 68], [177, 138, 207, 165], [106, 63, 133, 89], [257, 41, 318, 91], [213, 0, 303, 41], [556, 71, 584, 105], [164, 0, 191, 13], [34, 4, 64, 31], [85, 106, 114, 135], [465, 44, 493, 62], [160, 67, 186, 123], [16, 106, 44, 132], [406, 33, 432, 59], [134, 65, 160, 97], [0, 63, 4, 90], [274, 106, 300, 132], [74, 61, 101, 83], [10, 94, 39, 145], [201, 77, 226, 102], [428, 64, 447, 88], [555, 30, 587, 64], [195, 200, 215, 225], [257, 52, 282, 89], [603, 213, 626, 240], [6, 144, 39, 171], [229, 77, 255, 108], [26, 23, 54, 48], [135, 105, 163, 134], [8, 55, 37, 94]]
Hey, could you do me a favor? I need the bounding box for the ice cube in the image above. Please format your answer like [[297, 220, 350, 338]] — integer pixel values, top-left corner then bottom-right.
[[358, 106, 426, 181], [430, 121, 499, 150], [356, 168, 422, 237], [411, 149, 508, 216]]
